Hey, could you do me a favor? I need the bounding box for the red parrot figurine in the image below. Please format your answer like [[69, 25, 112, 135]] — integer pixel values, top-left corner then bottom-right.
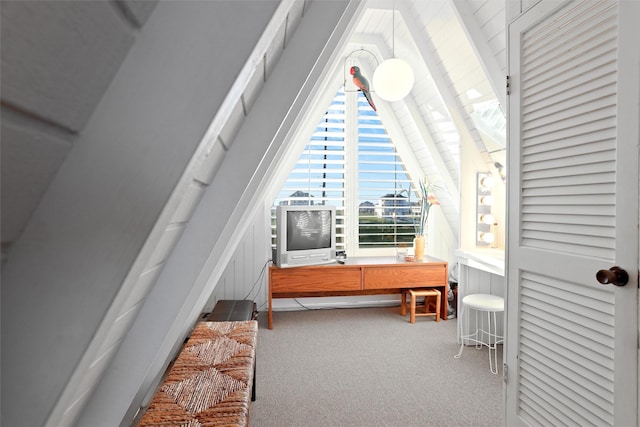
[[350, 66, 377, 111]]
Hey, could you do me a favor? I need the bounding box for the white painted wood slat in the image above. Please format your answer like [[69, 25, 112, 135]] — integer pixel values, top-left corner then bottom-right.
[[518, 2, 617, 261], [519, 270, 615, 426]]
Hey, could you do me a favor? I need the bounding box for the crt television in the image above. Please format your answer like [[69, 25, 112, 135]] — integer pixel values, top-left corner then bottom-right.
[[274, 205, 337, 268]]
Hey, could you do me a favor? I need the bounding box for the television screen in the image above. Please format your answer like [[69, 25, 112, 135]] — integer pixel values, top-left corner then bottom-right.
[[286, 210, 332, 251]]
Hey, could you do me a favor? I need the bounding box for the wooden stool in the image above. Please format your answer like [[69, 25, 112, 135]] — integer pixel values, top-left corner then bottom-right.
[[401, 289, 441, 323]]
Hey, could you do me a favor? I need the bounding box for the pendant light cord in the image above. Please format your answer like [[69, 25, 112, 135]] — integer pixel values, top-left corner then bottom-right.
[[392, 0, 395, 58]]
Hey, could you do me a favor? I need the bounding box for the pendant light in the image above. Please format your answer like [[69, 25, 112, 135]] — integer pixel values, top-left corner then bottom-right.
[[372, 2, 414, 102]]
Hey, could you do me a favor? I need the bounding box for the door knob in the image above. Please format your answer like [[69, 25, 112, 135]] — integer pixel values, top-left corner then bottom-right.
[[596, 266, 629, 287]]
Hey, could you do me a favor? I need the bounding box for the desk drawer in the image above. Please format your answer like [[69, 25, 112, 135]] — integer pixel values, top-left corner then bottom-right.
[[363, 265, 446, 289], [271, 266, 361, 293]]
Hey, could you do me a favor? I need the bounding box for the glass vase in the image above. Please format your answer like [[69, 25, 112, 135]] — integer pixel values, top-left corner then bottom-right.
[[413, 234, 425, 261]]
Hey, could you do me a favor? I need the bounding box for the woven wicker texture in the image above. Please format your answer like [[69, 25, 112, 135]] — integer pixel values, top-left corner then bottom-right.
[[138, 320, 257, 427]]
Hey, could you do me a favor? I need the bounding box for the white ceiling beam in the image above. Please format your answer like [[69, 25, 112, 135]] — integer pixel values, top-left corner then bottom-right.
[[396, 1, 492, 165], [449, 0, 505, 108], [363, 0, 392, 10]]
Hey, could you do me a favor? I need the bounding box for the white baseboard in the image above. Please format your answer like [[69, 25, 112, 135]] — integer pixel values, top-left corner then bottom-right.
[[272, 295, 402, 312]]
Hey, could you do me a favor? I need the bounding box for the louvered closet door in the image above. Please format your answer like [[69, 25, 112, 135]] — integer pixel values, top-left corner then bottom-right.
[[506, 1, 639, 426]]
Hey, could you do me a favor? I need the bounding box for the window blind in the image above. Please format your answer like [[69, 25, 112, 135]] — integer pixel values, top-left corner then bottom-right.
[[272, 88, 419, 252]]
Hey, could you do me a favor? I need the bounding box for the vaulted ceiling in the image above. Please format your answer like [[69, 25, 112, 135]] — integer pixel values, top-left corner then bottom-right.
[[318, 0, 507, 237], [1, 0, 506, 263]]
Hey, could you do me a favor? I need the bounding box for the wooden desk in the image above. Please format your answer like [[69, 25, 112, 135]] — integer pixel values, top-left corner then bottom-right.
[[268, 256, 448, 329]]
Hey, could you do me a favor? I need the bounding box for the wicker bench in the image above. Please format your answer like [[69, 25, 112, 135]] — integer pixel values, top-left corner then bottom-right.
[[138, 320, 258, 426], [204, 299, 258, 401]]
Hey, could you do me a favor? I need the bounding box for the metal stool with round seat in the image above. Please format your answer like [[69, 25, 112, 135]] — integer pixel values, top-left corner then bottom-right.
[[454, 293, 504, 374]]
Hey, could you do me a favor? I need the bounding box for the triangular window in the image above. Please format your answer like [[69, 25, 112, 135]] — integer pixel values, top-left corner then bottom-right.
[[272, 88, 420, 256]]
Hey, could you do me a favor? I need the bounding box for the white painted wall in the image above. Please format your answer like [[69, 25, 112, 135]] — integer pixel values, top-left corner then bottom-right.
[[205, 198, 273, 313]]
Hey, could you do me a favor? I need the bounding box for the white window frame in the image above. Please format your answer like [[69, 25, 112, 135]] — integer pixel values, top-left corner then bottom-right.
[[272, 87, 423, 258]]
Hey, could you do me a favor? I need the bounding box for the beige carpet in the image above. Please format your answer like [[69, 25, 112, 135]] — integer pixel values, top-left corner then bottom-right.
[[250, 305, 504, 427]]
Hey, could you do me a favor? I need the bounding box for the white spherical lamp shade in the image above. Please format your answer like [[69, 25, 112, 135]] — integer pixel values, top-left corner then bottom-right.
[[372, 58, 415, 102]]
